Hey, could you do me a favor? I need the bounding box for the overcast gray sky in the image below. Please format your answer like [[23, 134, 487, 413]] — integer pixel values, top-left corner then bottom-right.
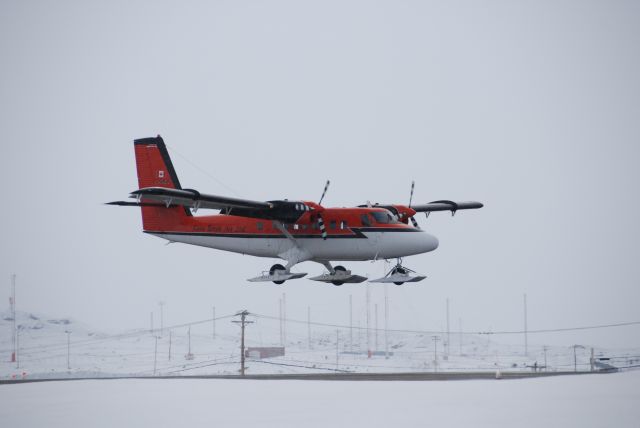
[[1, 0, 639, 348]]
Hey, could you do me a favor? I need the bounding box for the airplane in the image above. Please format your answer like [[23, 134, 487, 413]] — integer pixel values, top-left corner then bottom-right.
[[108, 135, 483, 285]]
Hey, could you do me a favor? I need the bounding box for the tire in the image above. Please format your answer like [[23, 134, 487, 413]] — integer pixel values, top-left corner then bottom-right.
[[331, 265, 347, 286], [270, 264, 286, 285]]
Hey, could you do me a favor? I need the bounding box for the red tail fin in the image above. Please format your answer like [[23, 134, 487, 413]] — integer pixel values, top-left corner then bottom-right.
[[134, 136, 191, 231]]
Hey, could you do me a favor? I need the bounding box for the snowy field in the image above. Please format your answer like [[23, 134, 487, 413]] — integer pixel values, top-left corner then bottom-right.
[[4, 310, 638, 379], [0, 370, 639, 427]]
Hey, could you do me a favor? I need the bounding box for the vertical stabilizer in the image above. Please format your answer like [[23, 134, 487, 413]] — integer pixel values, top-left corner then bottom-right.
[[133, 135, 191, 231]]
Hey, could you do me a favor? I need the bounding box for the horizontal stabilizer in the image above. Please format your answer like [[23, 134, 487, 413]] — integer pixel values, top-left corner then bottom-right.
[[105, 201, 176, 208]]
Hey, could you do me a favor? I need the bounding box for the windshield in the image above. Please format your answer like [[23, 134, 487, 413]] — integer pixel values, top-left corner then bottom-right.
[[370, 211, 398, 224]]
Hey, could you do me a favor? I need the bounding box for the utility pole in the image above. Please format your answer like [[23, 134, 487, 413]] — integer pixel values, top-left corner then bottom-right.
[[349, 295, 353, 353], [16, 326, 19, 369], [335, 329, 340, 370], [524, 293, 528, 356], [432, 336, 441, 373], [366, 284, 371, 358], [384, 284, 389, 359], [590, 348, 595, 372], [459, 318, 463, 356], [158, 301, 165, 337], [572, 345, 584, 372], [66, 331, 71, 370], [232, 310, 253, 376], [168, 330, 172, 361], [150, 311, 154, 334], [10, 274, 16, 364], [153, 335, 158, 376], [185, 326, 194, 360], [543, 346, 548, 371], [212, 306, 216, 339], [282, 293, 287, 346], [374, 303, 378, 353], [279, 297, 283, 345], [446, 298, 450, 358], [307, 306, 311, 349]]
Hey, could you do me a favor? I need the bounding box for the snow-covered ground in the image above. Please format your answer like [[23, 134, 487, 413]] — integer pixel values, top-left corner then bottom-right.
[[2, 309, 639, 379], [0, 370, 639, 427]]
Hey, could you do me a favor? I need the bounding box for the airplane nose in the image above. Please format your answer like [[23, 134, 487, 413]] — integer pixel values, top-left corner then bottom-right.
[[423, 232, 439, 252]]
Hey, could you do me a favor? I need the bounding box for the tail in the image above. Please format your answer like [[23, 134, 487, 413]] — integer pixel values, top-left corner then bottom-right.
[[133, 136, 191, 231]]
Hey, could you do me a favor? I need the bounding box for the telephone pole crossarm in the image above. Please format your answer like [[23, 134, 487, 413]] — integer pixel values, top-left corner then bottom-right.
[[232, 310, 254, 376]]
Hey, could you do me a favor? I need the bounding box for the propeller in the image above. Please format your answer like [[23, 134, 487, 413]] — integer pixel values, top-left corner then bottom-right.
[[318, 180, 330, 206], [409, 180, 415, 208], [317, 215, 327, 240], [408, 180, 420, 228], [318, 180, 330, 240]]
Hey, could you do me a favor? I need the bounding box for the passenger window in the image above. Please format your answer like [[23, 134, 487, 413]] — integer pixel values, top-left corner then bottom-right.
[[330, 220, 337, 230], [360, 214, 371, 227], [293, 224, 299, 230], [257, 222, 263, 231], [340, 220, 348, 230]]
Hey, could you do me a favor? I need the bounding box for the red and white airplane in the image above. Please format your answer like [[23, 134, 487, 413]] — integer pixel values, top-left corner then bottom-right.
[[109, 136, 483, 285]]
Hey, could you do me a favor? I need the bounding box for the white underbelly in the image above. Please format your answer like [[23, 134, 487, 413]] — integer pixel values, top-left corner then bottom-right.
[[150, 229, 437, 261]]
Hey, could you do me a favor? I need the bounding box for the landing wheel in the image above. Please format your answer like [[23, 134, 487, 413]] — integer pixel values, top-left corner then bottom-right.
[[270, 264, 286, 285], [331, 265, 347, 286], [391, 266, 407, 286]]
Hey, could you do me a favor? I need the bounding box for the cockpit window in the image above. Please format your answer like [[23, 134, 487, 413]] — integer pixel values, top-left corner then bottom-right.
[[371, 211, 389, 224], [360, 214, 372, 227], [371, 211, 399, 224]]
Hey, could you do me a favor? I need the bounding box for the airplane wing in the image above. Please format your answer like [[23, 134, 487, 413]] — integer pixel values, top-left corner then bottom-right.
[[108, 187, 273, 211], [411, 200, 483, 215], [107, 187, 313, 223]]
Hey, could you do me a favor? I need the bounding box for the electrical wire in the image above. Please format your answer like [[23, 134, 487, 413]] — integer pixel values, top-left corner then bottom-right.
[[251, 313, 640, 336]]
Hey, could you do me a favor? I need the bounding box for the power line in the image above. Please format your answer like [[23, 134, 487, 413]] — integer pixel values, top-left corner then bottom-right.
[[250, 313, 640, 336], [250, 359, 351, 373], [3, 314, 237, 354]]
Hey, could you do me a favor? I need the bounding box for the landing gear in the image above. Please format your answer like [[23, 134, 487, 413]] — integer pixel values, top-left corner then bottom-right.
[[369, 259, 426, 285], [309, 261, 367, 285], [332, 265, 347, 286], [390, 265, 408, 285], [247, 263, 307, 284], [270, 264, 286, 285]]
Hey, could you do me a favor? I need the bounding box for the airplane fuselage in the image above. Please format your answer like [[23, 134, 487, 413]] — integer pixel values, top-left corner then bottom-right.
[[147, 206, 439, 262]]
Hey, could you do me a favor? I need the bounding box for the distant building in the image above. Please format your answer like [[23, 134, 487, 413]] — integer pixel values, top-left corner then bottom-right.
[[245, 347, 285, 359]]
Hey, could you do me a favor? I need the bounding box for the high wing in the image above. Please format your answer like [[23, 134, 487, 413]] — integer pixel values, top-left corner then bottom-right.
[[410, 200, 483, 215], [107, 187, 312, 223], [108, 187, 273, 211]]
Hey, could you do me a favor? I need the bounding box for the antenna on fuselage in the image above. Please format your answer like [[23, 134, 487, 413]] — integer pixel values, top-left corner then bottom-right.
[[318, 180, 330, 205]]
